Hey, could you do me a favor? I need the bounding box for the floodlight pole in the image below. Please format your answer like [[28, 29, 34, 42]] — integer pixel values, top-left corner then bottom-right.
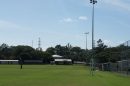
[[90, 0, 97, 76], [90, 0, 97, 50], [84, 32, 89, 51]]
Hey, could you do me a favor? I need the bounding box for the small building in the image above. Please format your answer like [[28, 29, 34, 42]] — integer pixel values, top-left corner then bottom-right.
[[55, 59, 72, 65], [0, 60, 19, 64], [51, 55, 72, 65]]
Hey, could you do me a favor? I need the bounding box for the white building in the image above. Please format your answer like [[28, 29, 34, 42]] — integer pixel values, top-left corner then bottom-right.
[[51, 55, 72, 65]]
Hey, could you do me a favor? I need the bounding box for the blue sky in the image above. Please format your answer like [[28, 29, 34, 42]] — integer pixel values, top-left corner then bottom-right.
[[0, 0, 130, 50]]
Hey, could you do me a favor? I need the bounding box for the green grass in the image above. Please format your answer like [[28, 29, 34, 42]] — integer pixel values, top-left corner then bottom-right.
[[0, 65, 130, 86]]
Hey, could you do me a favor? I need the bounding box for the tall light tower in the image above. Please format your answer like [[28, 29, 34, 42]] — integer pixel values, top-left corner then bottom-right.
[[84, 32, 89, 50], [90, 0, 97, 76], [90, 0, 97, 50]]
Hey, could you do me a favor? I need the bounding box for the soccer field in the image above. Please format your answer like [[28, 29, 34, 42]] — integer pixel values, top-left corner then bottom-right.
[[0, 65, 130, 86]]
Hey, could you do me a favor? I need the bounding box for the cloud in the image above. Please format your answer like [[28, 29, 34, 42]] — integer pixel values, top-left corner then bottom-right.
[[0, 20, 20, 29], [78, 16, 88, 21], [62, 18, 73, 23], [102, 0, 130, 11], [0, 20, 30, 30], [103, 40, 112, 46], [103, 40, 124, 47], [60, 16, 88, 23]]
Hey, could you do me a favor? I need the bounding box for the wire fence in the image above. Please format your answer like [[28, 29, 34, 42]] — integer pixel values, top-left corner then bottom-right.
[[98, 40, 130, 75]]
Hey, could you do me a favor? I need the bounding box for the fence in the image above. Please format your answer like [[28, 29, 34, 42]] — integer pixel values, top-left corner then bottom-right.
[[100, 60, 130, 75]]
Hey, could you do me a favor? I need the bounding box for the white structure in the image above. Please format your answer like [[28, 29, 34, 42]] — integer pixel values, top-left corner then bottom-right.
[[54, 59, 72, 65], [0, 60, 19, 64], [52, 55, 63, 58], [51, 55, 72, 65], [55, 59, 72, 62]]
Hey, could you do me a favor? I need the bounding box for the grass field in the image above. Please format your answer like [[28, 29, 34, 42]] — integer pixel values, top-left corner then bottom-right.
[[0, 65, 130, 86]]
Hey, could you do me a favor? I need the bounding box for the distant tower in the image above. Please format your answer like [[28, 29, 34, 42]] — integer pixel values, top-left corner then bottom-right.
[[37, 37, 42, 51]]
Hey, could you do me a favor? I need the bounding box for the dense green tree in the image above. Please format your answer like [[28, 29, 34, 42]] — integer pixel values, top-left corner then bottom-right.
[[92, 39, 108, 63], [46, 47, 55, 55], [95, 39, 107, 53]]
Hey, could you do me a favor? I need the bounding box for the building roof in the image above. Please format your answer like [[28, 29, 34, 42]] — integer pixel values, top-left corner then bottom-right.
[[54, 59, 72, 62], [52, 55, 63, 58], [0, 60, 18, 62]]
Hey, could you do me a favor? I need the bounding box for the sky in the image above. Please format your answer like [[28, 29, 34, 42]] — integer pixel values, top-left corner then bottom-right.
[[0, 0, 130, 50]]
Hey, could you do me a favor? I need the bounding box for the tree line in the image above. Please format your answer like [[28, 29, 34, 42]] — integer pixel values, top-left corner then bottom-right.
[[0, 39, 130, 64]]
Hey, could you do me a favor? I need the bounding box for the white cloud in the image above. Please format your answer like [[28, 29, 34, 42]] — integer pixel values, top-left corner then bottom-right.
[[102, 0, 130, 11], [60, 16, 88, 23], [0, 20, 30, 30], [103, 40, 124, 47], [61, 18, 73, 23], [103, 40, 112, 46], [78, 16, 88, 21], [0, 20, 20, 29]]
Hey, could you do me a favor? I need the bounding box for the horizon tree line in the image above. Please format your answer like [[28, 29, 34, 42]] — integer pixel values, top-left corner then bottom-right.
[[0, 39, 130, 64]]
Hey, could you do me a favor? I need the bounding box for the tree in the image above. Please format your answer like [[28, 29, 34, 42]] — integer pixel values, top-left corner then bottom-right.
[[94, 39, 108, 63], [42, 52, 51, 64], [95, 39, 107, 53], [46, 47, 55, 55], [70, 47, 84, 61], [12, 45, 35, 59], [0, 43, 11, 59]]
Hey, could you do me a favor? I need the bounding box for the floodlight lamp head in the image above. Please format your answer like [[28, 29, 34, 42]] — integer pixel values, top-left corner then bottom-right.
[[93, 0, 97, 4], [90, 0, 93, 3], [90, 0, 97, 4]]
